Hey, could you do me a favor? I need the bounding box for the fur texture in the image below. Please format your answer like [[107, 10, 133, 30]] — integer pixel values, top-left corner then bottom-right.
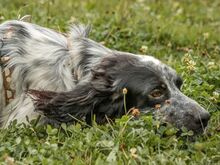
[[0, 20, 210, 134]]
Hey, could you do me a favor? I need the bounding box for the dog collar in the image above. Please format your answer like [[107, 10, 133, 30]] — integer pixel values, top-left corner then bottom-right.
[[1, 56, 15, 105]]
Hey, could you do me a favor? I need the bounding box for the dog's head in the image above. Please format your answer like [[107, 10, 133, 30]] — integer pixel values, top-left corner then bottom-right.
[[91, 53, 210, 134], [29, 52, 210, 134]]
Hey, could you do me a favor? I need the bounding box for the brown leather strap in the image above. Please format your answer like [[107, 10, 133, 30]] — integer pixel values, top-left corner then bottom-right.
[[1, 56, 15, 105]]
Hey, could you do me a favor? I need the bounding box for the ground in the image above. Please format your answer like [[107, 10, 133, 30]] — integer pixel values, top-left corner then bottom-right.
[[0, 0, 219, 164]]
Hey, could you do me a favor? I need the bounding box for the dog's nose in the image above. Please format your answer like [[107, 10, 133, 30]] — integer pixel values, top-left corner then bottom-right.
[[195, 111, 210, 127]]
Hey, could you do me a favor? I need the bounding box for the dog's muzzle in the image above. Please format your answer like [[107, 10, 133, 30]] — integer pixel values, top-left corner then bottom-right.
[[155, 91, 210, 134]]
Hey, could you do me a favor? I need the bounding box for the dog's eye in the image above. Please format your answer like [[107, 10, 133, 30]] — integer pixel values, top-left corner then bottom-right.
[[149, 89, 164, 98], [148, 84, 166, 99]]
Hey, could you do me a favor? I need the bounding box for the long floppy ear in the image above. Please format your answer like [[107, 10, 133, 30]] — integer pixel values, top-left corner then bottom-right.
[[29, 84, 123, 125], [28, 56, 128, 125], [28, 82, 102, 125]]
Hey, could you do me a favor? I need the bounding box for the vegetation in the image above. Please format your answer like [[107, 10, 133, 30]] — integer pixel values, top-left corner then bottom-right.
[[0, 0, 219, 164]]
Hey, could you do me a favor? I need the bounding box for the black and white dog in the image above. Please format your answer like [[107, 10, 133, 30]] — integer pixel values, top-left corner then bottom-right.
[[0, 20, 210, 134]]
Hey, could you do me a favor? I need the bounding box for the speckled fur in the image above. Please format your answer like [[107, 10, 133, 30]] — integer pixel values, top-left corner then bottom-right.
[[0, 20, 210, 133]]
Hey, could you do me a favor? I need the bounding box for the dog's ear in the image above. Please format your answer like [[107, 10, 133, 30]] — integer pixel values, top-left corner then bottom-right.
[[28, 82, 101, 125], [28, 57, 126, 125], [28, 85, 123, 126], [88, 57, 126, 124]]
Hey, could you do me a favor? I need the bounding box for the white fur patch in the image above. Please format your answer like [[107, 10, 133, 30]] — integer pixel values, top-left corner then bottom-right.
[[2, 95, 38, 127], [0, 20, 77, 127], [137, 55, 161, 65]]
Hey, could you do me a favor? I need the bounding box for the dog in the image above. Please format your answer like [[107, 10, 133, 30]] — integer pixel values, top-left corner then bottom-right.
[[0, 20, 210, 134]]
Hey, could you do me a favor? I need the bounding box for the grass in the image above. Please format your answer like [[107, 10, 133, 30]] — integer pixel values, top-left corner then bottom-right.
[[0, 0, 220, 164]]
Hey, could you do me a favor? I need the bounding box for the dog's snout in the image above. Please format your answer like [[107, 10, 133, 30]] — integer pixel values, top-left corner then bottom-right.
[[195, 111, 210, 127]]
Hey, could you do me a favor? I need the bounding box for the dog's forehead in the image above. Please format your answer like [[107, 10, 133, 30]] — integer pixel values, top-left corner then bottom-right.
[[136, 55, 178, 80]]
